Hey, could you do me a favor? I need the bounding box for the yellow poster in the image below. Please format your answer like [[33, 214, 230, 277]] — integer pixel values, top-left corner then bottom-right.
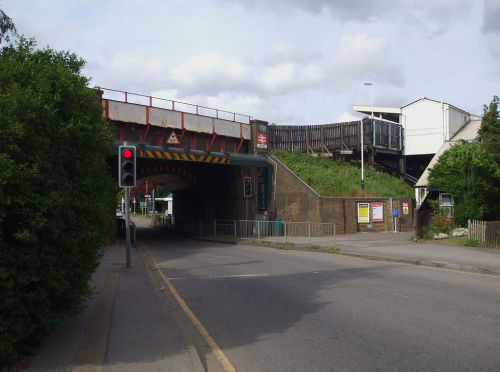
[[357, 203, 370, 223], [402, 202, 409, 215]]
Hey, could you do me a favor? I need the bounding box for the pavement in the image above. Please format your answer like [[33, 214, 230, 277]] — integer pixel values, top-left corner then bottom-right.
[[25, 222, 500, 371], [250, 230, 500, 276], [25, 222, 204, 372], [334, 231, 500, 275]]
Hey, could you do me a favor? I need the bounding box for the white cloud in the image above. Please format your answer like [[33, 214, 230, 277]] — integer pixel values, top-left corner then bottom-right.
[[167, 52, 251, 94], [328, 34, 404, 89], [2, 0, 494, 125], [404, 0, 472, 36], [338, 112, 362, 122], [339, 33, 386, 57]]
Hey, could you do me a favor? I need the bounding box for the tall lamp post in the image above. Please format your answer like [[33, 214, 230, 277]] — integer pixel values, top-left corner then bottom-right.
[[362, 82, 374, 191]]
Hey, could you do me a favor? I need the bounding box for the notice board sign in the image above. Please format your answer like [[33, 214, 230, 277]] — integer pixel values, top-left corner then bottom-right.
[[372, 202, 384, 222], [357, 203, 370, 223], [257, 133, 268, 149], [402, 202, 409, 215]]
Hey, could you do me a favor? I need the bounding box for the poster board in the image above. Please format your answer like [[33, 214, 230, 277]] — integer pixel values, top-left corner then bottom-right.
[[372, 202, 384, 222], [402, 202, 409, 215], [357, 203, 370, 223]]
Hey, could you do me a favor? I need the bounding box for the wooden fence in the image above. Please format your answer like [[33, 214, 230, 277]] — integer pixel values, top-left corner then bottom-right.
[[468, 220, 500, 248], [268, 118, 403, 154]]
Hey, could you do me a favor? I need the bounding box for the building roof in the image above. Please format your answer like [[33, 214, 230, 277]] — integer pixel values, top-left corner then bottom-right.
[[415, 116, 482, 187], [352, 105, 402, 115], [353, 97, 473, 117], [402, 97, 472, 116]]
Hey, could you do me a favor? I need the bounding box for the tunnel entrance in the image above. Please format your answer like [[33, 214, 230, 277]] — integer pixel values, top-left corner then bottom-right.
[[111, 143, 273, 223]]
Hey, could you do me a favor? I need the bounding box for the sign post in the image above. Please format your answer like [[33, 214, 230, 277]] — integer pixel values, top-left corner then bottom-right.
[[118, 142, 136, 269], [125, 187, 131, 268]]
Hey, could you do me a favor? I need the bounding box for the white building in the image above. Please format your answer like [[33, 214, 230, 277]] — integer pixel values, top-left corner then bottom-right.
[[354, 97, 473, 156], [353, 97, 475, 179]]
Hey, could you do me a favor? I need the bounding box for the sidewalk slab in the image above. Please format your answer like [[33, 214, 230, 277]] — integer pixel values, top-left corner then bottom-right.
[[103, 246, 201, 372], [25, 241, 203, 372], [335, 232, 500, 275]]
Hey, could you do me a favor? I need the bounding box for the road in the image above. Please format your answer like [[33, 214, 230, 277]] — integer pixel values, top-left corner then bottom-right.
[[139, 226, 500, 372]]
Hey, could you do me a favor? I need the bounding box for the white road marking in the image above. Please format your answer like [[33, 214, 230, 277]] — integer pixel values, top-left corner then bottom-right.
[[167, 273, 270, 280]]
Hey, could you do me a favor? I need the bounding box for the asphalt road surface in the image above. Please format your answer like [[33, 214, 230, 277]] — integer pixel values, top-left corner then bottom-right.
[[139, 227, 500, 372]]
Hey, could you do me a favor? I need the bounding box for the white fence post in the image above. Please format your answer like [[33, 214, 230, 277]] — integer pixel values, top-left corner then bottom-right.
[[334, 224, 336, 247], [309, 223, 311, 246]]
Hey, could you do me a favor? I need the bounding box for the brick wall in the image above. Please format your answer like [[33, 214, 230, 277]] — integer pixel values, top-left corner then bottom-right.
[[270, 156, 415, 234]]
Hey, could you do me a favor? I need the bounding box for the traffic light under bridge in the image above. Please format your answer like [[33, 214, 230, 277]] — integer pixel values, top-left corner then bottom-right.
[[119, 145, 136, 188]]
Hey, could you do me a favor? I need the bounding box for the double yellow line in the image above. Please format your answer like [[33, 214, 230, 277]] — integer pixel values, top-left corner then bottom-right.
[[142, 246, 235, 372]]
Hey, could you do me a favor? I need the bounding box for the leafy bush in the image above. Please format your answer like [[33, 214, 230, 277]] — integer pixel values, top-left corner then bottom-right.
[[433, 217, 454, 234], [422, 228, 435, 240], [0, 39, 115, 365], [428, 142, 500, 226]]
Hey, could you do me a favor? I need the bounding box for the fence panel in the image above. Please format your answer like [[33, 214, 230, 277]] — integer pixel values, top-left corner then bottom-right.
[[485, 221, 500, 248], [468, 220, 500, 248], [173, 218, 337, 247]]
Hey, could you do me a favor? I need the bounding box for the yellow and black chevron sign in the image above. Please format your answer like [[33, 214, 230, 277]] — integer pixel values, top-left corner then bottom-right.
[[139, 165, 198, 182], [139, 149, 229, 164]]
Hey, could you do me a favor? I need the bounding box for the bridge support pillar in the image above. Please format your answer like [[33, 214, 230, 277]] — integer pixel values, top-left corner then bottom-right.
[[250, 119, 269, 155], [399, 157, 405, 175], [367, 150, 375, 166]]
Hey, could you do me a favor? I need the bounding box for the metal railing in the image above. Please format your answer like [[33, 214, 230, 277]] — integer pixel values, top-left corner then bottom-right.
[[98, 87, 251, 124], [171, 217, 337, 247]]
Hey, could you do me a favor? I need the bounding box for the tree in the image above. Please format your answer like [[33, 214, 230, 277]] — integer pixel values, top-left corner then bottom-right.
[[0, 8, 16, 43], [0, 38, 116, 365], [478, 95, 500, 165], [427, 142, 500, 226]]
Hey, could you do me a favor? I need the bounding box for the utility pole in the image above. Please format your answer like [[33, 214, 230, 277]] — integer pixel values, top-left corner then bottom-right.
[[125, 187, 131, 268], [119, 141, 136, 269], [363, 82, 374, 191]]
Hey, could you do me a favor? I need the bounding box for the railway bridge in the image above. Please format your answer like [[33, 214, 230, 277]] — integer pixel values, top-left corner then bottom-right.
[[100, 88, 272, 222], [102, 87, 410, 232]]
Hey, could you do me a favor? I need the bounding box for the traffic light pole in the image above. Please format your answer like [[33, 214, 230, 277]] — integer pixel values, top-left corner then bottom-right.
[[125, 186, 131, 268]]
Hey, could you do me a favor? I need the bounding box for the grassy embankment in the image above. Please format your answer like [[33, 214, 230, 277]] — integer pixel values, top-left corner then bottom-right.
[[272, 150, 414, 198]]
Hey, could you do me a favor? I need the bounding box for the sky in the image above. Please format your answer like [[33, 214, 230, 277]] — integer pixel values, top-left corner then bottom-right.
[[1, 0, 499, 124]]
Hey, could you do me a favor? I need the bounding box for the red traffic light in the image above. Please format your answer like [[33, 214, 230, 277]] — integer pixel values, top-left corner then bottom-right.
[[123, 149, 133, 159], [245, 178, 251, 184]]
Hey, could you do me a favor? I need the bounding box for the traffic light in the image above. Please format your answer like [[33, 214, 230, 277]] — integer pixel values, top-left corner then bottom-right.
[[243, 176, 252, 198], [119, 145, 136, 187]]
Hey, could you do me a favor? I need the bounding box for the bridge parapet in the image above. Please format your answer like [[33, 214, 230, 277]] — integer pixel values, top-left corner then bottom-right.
[[100, 88, 251, 141], [268, 118, 403, 154]]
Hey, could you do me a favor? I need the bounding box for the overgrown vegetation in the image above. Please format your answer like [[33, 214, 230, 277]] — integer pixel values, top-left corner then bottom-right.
[[272, 150, 414, 197], [428, 142, 500, 226], [0, 34, 115, 366], [427, 96, 500, 226]]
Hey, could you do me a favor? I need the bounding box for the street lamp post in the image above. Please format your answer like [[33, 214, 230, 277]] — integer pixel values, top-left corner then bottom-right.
[[362, 82, 374, 191]]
